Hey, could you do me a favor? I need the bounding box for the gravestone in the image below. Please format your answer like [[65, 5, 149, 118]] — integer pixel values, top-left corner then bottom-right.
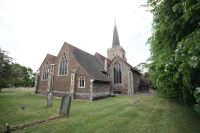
[[132, 100, 140, 104], [47, 92, 53, 107], [6, 123, 11, 133], [59, 94, 71, 118]]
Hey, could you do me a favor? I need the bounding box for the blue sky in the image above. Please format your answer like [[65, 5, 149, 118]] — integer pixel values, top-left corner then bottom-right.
[[0, 0, 152, 72]]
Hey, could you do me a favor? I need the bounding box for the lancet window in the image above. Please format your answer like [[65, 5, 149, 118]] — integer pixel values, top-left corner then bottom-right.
[[43, 62, 49, 80], [114, 62, 122, 84], [59, 54, 68, 75]]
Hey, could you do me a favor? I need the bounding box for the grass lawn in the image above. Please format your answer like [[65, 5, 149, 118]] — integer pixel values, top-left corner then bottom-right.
[[0, 88, 200, 133], [136, 92, 148, 95]]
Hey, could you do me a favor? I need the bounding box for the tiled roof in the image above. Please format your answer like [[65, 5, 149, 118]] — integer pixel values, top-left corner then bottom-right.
[[109, 55, 141, 75], [67, 43, 109, 82], [48, 54, 57, 63], [95, 52, 112, 66]]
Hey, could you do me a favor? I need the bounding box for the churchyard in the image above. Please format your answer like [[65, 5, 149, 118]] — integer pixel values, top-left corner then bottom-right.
[[0, 88, 200, 133]]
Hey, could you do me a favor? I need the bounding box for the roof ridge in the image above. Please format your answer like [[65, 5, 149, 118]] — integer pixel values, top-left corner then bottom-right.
[[117, 56, 141, 74], [67, 43, 109, 81], [95, 52, 112, 62], [109, 55, 141, 74], [95, 52, 112, 66], [67, 43, 94, 57], [66, 43, 94, 79]]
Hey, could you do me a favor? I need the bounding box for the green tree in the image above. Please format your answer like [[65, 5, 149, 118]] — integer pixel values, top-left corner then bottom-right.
[[135, 62, 150, 74], [14, 63, 35, 87], [142, 0, 200, 107], [0, 48, 23, 92], [144, 71, 151, 78]]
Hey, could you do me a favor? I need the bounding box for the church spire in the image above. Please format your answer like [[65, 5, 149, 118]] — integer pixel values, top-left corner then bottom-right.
[[112, 18, 120, 48]]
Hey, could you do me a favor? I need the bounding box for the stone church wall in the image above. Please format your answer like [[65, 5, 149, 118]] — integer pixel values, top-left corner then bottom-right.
[[109, 57, 129, 94], [107, 46, 127, 61], [92, 80, 110, 100]]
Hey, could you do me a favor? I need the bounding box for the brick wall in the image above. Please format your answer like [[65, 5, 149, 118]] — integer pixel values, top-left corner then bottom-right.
[[37, 43, 93, 101], [37, 54, 55, 95], [52, 43, 92, 98]]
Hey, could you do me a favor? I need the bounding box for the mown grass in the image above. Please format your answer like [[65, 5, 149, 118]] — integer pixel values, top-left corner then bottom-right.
[[0, 88, 200, 133], [136, 92, 148, 95]]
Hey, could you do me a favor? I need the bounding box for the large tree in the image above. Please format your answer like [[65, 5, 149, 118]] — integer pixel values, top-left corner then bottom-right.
[[14, 63, 36, 87], [0, 48, 23, 91], [0, 48, 36, 92], [142, 0, 200, 106]]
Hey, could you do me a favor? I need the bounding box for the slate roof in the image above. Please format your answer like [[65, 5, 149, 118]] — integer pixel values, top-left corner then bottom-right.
[[95, 52, 112, 66], [112, 25, 120, 48], [67, 43, 110, 82]]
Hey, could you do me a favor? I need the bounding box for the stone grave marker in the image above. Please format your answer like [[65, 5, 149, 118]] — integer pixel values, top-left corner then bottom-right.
[[132, 100, 140, 104], [47, 92, 53, 107], [59, 94, 71, 118]]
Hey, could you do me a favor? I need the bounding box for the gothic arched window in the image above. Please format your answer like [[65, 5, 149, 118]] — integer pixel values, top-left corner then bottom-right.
[[114, 62, 122, 84], [59, 54, 68, 75], [43, 62, 49, 80]]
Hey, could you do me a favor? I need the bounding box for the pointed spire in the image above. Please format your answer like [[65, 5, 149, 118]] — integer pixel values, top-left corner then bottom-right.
[[112, 18, 120, 48]]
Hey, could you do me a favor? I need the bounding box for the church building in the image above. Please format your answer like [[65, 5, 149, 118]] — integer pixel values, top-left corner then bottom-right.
[[34, 22, 141, 101]]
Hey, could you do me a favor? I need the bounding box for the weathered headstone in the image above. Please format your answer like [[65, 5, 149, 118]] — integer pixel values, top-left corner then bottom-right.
[[6, 123, 11, 133], [59, 94, 71, 118], [47, 92, 53, 107], [132, 100, 140, 104]]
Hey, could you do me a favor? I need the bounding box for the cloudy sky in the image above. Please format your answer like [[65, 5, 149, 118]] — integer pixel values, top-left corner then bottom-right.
[[0, 0, 152, 72]]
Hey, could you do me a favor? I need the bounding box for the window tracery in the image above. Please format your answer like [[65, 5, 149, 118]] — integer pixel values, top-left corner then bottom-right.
[[43, 62, 49, 80], [114, 62, 122, 84], [59, 54, 68, 75]]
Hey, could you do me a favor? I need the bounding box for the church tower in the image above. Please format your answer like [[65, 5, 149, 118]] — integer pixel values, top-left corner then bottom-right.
[[107, 19, 127, 61]]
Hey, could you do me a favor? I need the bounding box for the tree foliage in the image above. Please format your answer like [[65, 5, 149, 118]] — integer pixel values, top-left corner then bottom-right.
[[0, 48, 36, 91], [135, 62, 149, 74], [0, 48, 23, 91], [194, 87, 200, 113], [14, 63, 36, 87], [142, 0, 200, 107]]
